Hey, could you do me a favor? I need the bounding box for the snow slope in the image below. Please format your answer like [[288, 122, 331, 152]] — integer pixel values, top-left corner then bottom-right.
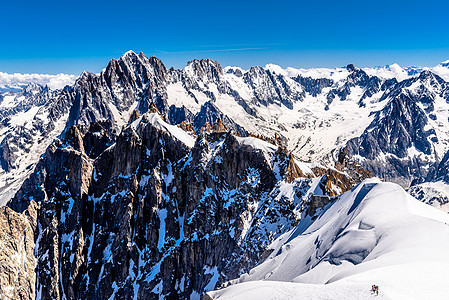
[[134, 112, 196, 148], [207, 179, 449, 299]]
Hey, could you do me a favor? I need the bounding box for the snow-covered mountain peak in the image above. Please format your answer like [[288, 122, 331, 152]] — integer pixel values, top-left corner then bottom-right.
[[119, 50, 158, 68], [20, 82, 47, 97], [439, 59, 449, 67], [388, 62, 402, 70], [418, 69, 442, 80], [76, 70, 96, 82], [224, 66, 245, 77], [424, 65, 449, 83], [120, 49, 140, 60]]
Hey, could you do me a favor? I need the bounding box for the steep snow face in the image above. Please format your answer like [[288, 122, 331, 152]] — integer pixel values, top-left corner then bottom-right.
[[134, 113, 196, 148], [208, 180, 449, 300], [235, 136, 277, 153]]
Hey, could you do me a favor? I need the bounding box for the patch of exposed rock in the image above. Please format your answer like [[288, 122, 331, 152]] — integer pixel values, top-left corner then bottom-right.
[[0, 203, 37, 300]]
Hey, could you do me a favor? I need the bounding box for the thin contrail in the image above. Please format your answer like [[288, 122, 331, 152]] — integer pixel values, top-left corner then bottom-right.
[[154, 47, 266, 54]]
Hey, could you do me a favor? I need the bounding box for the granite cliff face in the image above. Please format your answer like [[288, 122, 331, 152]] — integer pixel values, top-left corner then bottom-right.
[[0, 203, 37, 300]]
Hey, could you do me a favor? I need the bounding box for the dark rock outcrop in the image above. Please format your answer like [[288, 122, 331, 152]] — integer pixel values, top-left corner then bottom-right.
[[0, 203, 37, 300], [345, 71, 449, 186]]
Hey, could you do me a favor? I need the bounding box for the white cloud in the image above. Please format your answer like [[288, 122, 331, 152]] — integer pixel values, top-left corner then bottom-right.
[[430, 65, 449, 82], [264, 64, 288, 76], [0, 72, 78, 90], [362, 63, 409, 81]]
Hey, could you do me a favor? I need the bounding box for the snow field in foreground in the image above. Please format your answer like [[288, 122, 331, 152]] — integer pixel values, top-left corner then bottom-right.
[[208, 179, 449, 300]]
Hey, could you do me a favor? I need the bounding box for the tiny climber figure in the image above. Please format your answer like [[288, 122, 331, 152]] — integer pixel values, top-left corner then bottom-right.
[[371, 285, 379, 295]]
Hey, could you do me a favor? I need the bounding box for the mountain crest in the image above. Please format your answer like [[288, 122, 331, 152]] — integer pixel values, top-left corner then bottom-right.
[[185, 58, 223, 81]]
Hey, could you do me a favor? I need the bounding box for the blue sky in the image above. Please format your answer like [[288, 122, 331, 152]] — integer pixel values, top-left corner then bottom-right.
[[1, 0, 448, 74]]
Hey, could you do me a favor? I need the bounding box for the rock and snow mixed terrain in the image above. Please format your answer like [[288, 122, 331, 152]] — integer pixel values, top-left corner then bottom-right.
[[4, 110, 355, 299], [1, 51, 449, 299], [2, 51, 449, 204], [207, 179, 449, 299]]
